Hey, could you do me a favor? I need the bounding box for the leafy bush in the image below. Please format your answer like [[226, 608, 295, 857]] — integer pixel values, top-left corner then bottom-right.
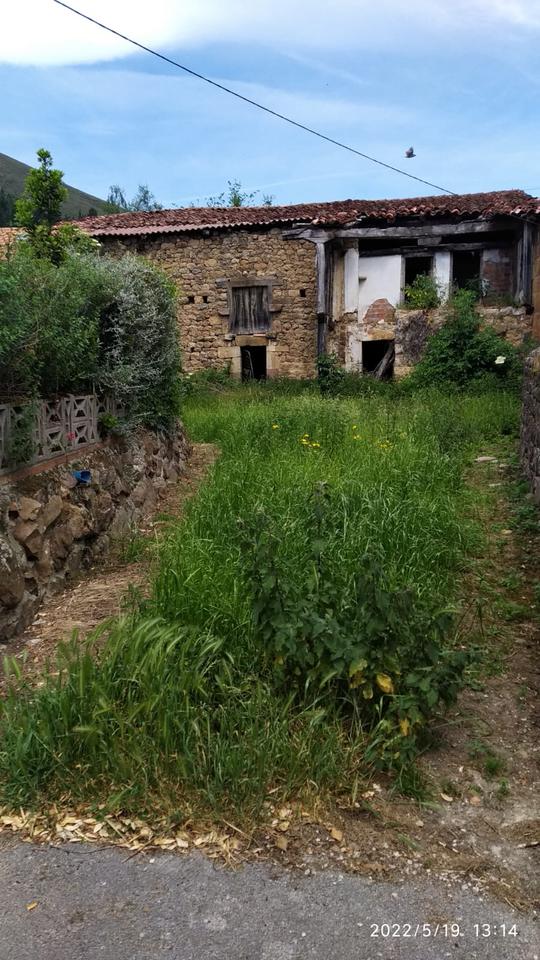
[[0, 249, 107, 397], [96, 255, 181, 430], [243, 484, 468, 769], [317, 352, 345, 395], [411, 290, 521, 387], [403, 273, 441, 310], [0, 249, 181, 430]]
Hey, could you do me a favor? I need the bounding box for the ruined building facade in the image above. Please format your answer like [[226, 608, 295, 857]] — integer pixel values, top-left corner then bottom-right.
[[80, 190, 540, 380]]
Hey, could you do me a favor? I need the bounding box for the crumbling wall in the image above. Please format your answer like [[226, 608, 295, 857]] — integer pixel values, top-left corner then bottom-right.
[[0, 426, 189, 641], [391, 304, 532, 377], [393, 309, 444, 377], [481, 249, 514, 299], [520, 347, 540, 504], [532, 234, 540, 342]]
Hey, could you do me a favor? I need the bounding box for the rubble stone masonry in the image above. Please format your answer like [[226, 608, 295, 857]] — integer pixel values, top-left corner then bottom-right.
[[520, 346, 540, 504], [104, 229, 318, 379], [0, 427, 189, 641]]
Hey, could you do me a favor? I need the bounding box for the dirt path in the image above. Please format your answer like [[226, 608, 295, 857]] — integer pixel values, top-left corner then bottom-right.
[[0, 443, 218, 685]]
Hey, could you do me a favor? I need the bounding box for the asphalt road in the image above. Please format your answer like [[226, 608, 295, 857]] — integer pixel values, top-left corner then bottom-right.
[[0, 840, 537, 959]]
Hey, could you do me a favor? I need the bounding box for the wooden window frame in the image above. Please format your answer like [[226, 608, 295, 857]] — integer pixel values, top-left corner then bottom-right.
[[216, 276, 282, 336]]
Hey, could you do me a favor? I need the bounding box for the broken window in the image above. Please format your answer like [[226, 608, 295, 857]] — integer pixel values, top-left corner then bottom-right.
[[241, 345, 267, 381], [230, 285, 270, 334], [452, 250, 481, 293], [404, 255, 433, 286]]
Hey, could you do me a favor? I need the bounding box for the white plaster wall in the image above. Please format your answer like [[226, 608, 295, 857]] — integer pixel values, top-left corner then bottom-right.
[[346, 255, 402, 371], [357, 256, 403, 319], [433, 250, 451, 301], [344, 246, 360, 313]]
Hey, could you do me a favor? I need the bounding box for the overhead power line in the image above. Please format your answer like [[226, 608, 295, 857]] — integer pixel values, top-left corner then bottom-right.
[[52, 0, 458, 197]]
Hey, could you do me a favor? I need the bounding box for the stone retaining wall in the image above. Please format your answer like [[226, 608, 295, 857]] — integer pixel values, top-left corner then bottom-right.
[[0, 426, 189, 641], [520, 347, 540, 504]]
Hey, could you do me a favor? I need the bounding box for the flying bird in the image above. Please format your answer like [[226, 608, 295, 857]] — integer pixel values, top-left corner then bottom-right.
[[405, 147, 416, 158]]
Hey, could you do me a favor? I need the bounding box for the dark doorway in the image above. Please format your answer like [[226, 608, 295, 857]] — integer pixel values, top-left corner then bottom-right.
[[362, 340, 394, 379], [452, 250, 481, 291], [241, 346, 267, 381], [405, 255, 433, 286]]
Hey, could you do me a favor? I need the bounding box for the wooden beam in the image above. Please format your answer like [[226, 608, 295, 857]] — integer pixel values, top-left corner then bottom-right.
[[337, 219, 514, 239], [284, 219, 519, 243], [515, 221, 534, 305], [358, 241, 512, 258], [282, 227, 332, 242], [316, 241, 327, 314]]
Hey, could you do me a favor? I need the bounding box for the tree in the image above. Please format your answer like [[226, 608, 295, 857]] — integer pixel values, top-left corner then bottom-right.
[[205, 179, 274, 207], [105, 184, 128, 212], [13, 149, 97, 263], [130, 184, 163, 212], [15, 149, 67, 231], [14, 149, 70, 262], [105, 183, 163, 213]]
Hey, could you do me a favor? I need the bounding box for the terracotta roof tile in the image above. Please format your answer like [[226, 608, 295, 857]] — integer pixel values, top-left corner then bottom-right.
[[77, 190, 539, 237]]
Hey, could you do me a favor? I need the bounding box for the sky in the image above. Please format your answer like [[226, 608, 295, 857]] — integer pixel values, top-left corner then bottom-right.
[[1, 0, 540, 208]]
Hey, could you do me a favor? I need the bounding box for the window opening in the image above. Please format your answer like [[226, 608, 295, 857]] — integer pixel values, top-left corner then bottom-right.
[[230, 285, 270, 334]]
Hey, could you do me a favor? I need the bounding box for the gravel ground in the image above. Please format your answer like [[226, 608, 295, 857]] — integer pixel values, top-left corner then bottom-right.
[[0, 839, 537, 960]]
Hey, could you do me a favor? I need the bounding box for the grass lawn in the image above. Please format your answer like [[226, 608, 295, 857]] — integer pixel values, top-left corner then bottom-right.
[[0, 380, 521, 823]]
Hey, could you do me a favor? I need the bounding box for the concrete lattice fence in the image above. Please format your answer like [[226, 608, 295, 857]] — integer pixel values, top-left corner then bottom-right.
[[520, 346, 540, 504], [0, 394, 118, 476]]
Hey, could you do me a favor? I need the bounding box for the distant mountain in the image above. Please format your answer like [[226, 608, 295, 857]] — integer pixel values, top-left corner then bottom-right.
[[0, 152, 108, 225]]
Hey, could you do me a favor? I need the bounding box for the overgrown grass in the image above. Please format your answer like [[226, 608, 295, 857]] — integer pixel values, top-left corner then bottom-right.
[[0, 382, 520, 819]]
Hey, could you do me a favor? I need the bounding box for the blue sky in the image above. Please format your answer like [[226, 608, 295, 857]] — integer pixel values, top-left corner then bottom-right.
[[2, 0, 540, 207]]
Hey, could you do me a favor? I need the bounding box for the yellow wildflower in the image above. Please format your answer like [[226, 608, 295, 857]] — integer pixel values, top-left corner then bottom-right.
[[272, 424, 280, 430]]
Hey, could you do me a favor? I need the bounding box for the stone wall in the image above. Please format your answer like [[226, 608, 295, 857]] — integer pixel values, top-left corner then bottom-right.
[[520, 347, 540, 504], [0, 426, 189, 641], [532, 235, 540, 342], [481, 248, 514, 298], [102, 229, 318, 380]]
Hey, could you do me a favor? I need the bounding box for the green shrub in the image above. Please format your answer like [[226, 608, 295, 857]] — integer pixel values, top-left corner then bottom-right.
[[317, 352, 344, 395], [403, 273, 440, 310], [0, 249, 181, 430], [243, 484, 468, 769], [411, 290, 521, 387], [96, 255, 181, 431], [0, 249, 106, 397]]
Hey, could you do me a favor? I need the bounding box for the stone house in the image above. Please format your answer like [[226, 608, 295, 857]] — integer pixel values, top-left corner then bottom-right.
[[44, 190, 540, 377]]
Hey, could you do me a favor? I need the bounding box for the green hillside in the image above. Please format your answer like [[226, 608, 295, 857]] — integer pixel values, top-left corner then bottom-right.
[[0, 152, 107, 225]]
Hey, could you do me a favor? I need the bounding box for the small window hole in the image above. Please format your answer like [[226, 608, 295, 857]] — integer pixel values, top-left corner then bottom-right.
[[202, 294, 209, 303], [187, 294, 195, 304], [299, 288, 307, 298]]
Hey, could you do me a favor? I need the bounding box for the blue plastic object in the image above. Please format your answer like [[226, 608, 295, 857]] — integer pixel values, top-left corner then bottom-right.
[[71, 469, 91, 485]]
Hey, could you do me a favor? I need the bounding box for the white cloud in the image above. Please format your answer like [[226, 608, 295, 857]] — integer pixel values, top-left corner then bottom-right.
[[3, 0, 540, 66]]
